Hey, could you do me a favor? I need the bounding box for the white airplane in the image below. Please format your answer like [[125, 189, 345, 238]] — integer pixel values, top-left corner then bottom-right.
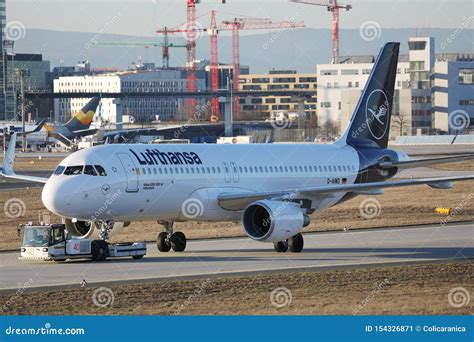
[[3, 42, 474, 254]]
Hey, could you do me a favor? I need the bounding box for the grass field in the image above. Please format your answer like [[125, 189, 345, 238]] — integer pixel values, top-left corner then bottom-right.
[[1, 262, 471, 315]]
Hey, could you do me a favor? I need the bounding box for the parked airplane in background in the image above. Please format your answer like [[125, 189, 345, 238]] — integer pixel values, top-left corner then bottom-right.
[[3, 43, 474, 255], [0, 119, 46, 140], [27, 97, 101, 147]]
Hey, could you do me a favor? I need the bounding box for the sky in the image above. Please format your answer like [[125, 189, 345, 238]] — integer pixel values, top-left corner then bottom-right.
[[7, 0, 474, 37]]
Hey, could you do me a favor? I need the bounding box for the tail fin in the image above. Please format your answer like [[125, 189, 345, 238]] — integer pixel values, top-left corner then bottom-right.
[[339, 42, 400, 149], [64, 97, 100, 133]]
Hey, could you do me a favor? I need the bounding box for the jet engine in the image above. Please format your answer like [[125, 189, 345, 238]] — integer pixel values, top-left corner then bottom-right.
[[64, 218, 129, 240], [242, 200, 310, 242]]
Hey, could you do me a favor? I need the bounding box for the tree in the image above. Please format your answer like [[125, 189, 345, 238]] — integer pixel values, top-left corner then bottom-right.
[[392, 112, 410, 136]]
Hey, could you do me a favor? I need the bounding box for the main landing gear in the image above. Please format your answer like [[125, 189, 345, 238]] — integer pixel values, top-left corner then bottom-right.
[[273, 233, 304, 253], [156, 221, 187, 253]]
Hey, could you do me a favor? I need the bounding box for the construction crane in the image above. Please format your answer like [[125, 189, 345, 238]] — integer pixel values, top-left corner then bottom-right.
[[95, 28, 187, 69], [289, 0, 352, 64], [209, 10, 220, 119], [220, 17, 306, 117]]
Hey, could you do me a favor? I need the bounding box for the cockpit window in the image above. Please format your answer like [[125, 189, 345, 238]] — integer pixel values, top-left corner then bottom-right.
[[84, 165, 97, 176], [94, 165, 107, 176], [64, 166, 83, 176], [53, 166, 65, 176]]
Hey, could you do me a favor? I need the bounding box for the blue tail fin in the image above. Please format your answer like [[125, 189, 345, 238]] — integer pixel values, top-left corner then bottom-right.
[[339, 42, 400, 149]]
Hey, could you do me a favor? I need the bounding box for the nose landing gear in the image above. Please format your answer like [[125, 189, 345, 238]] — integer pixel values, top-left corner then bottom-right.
[[156, 221, 187, 253]]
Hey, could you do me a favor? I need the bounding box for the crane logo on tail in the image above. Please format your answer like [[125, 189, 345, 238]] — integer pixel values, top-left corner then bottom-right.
[[365, 89, 390, 140]]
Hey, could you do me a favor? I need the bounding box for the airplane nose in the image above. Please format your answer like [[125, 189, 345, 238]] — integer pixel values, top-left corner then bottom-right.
[[41, 179, 69, 216]]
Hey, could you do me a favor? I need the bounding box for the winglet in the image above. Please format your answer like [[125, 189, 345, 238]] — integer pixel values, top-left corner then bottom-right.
[[2, 132, 17, 176]]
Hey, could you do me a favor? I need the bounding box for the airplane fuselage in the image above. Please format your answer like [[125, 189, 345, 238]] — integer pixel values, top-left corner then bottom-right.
[[41, 143, 378, 223]]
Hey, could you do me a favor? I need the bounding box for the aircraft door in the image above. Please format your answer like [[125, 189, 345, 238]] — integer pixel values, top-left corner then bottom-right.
[[222, 162, 231, 183], [117, 153, 139, 193], [230, 162, 239, 183]]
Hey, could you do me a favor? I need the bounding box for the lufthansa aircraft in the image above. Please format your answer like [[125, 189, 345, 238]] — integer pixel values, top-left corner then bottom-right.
[[3, 43, 474, 254]]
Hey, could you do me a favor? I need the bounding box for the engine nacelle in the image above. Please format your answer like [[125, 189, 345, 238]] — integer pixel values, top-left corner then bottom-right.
[[242, 200, 309, 242], [63, 218, 129, 240]]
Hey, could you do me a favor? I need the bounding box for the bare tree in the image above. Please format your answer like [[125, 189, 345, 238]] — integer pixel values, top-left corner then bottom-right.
[[392, 112, 410, 136]]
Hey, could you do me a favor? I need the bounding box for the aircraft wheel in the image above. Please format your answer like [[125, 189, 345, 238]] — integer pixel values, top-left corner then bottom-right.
[[157, 232, 171, 252], [170, 232, 187, 252], [91, 240, 108, 261], [273, 241, 288, 253], [288, 233, 304, 253], [132, 255, 144, 260]]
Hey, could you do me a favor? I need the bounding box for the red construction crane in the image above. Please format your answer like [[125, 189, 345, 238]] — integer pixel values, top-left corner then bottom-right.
[[209, 10, 219, 119], [220, 17, 306, 117], [185, 0, 198, 116], [289, 0, 352, 64]]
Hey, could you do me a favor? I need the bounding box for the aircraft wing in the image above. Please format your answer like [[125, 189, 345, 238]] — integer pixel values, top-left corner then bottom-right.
[[379, 154, 474, 169], [1, 133, 49, 184], [217, 175, 474, 210]]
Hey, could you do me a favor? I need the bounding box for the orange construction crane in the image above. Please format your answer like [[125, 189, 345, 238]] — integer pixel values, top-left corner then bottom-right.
[[290, 0, 351, 64]]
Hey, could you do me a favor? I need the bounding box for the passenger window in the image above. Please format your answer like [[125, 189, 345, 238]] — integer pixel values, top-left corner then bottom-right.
[[84, 165, 97, 176], [64, 166, 83, 176], [207, 167, 211, 173], [217, 167, 221, 173], [264, 166, 268, 173], [159, 168, 163, 174], [304, 166, 308, 172], [142, 168, 146, 175], [259, 166, 263, 173], [94, 165, 107, 176], [318, 166, 322, 172], [54, 166, 65, 176], [244, 166, 248, 173], [212, 167, 216, 173]]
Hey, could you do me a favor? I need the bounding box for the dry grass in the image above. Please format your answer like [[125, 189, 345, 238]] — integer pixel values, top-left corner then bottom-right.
[[432, 160, 474, 171], [0, 156, 63, 171], [1, 180, 474, 251], [1, 262, 472, 315]]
